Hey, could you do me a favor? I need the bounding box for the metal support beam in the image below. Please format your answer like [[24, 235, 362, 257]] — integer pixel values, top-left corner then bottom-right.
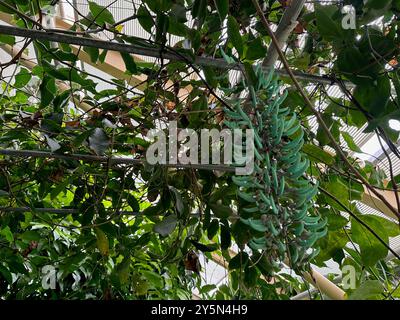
[[0, 148, 237, 172], [291, 244, 400, 300], [263, 0, 306, 68], [0, 206, 139, 215], [0, 24, 354, 87]]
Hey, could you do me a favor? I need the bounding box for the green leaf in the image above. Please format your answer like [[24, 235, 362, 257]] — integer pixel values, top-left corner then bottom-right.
[[168, 18, 188, 37], [321, 177, 350, 209], [170, 3, 187, 23], [83, 46, 99, 63], [370, 215, 400, 237], [336, 46, 380, 86], [190, 94, 208, 124], [50, 178, 70, 200], [168, 186, 185, 215], [203, 66, 218, 87], [153, 215, 177, 236], [0, 0, 18, 14], [95, 227, 109, 256], [141, 270, 164, 288], [137, 5, 154, 33], [229, 252, 249, 270], [358, 28, 395, 60], [126, 193, 140, 212], [53, 91, 71, 111], [88, 1, 115, 25], [348, 280, 384, 300], [14, 91, 28, 104], [73, 129, 94, 147], [7, 259, 28, 275], [314, 4, 343, 41], [200, 284, 216, 294], [351, 215, 392, 266], [39, 75, 57, 108], [15, 0, 29, 5], [191, 0, 207, 25], [316, 113, 339, 146], [42, 62, 97, 93], [20, 230, 40, 242], [142, 202, 164, 216], [190, 240, 218, 252], [245, 38, 267, 61], [0, 34, 15, 45], [315, 229, 348, 265], [365, 0, 392, 10], [0, 265, 12, 284], [215, 0, 228, 20], [227, 15, 243, 58], [303, 144, 334, 165], [120, 52, 137, 74], [99, 49, 108, 63], [144, 0, 173, 13], [244, 62, 257, 87], [209, 203, 232, 219], [0, 226, 14, 243], [342, 132, 362, 152], [353, 76, 391, 117], [327, 213, 348, 231], [32, 65, 44, 77], [220, 223, 231, 250], [207, 219, 219, 240], [115, 257, 131, 285], [244, 264, 259, 287], [291, 53, 310, 71], [155, 13, 169, 43]]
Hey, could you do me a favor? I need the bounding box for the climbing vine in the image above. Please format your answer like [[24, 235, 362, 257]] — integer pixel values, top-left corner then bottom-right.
[[0, 0, 399, 300], [225, 67, 326, 272]]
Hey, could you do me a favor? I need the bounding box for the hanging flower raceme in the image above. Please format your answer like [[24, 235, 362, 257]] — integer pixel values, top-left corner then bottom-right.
[[225, 66, 327, 273]]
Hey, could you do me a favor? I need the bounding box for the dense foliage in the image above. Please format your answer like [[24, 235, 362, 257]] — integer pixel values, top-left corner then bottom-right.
[[0, 0, 400, 300]]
